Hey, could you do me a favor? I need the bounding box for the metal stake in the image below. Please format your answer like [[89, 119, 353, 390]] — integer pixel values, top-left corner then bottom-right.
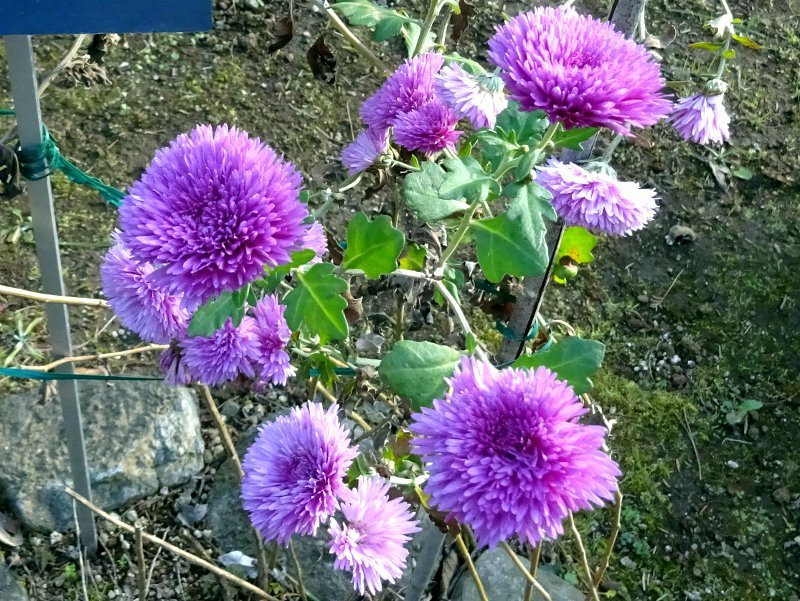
[[5, 35, 97, 552]]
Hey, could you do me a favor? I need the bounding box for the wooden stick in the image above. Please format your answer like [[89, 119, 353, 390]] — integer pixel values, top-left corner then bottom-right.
[[0, 283, 109, 307], [288, 539, 309, 601], [523, 542, 542, 601], [135, 526, 147, 601], [593, 490, 623, 586], [25, 344, 167, 372], [454, 533, 490, 601], [63, 487, 278, 601], [567, 513, 601, 601], [500, 541, 551, 601]]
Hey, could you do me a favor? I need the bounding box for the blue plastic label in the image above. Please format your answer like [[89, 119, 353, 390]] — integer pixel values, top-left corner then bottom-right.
[[1, 0, 212, 35]]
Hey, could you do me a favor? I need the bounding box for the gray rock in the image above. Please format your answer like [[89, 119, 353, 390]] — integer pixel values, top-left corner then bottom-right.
[[0, 381, 204, 531], [453, 548, 583, 601], [0, 565, 28, 601]]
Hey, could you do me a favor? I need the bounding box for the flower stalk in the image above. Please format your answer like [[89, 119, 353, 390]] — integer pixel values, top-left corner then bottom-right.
[[455, 533, 490, 601]]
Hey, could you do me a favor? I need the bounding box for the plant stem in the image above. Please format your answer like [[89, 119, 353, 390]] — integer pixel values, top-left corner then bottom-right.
[[433, 280, 488, 361], [523, 542, 542, 601], [64, 488, 279, 600], [0, 283, 109, 307], [538, 122, 560, 152], [437, 6, 452, 45], [500, 542, 552, 601], [593, 490, 623, 586], [715, 31, 732, 79], [135, 526, 147, 601], [289, 539, 309, 601], [434, 200, 480, 274], [567, 513, 601, 601], [319, 1, 390, 74], [25, 343, 167, 372], [389, 158, 420, 172], [601, 134, 624, 163], [413, 0, 440, 56], [455, 533, 490, 601]]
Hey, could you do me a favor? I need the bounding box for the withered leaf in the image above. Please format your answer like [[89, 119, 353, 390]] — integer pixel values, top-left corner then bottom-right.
[[307, 35, 336, 83], [268, 17, 294, 53], [450, 0, 475, 43]]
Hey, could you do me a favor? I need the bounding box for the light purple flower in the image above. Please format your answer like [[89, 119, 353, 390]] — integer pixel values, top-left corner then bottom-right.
[[341, 128, 389, 176], [536, 159, 657, 236], [669, 93, 730, 144], [410, 357, 620, 548], [180, 317, 257, 386], [159, 346, 193, 386], [488, 7, 671, 135], [301, 221, 328, 265], [241, 402, 358, 544], [328, 477, 420, 595], [100, 237, 190, 344], [361, 53, 445, 132], [393, 101, 462, 155], [252, 295, 295, 386], [119, 124, 308, 306], [435, 64, 508, 129]]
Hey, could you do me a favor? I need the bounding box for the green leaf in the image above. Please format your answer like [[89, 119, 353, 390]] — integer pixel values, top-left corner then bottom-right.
[[283, 263, 349, 342], [732, 33, 763, 50], [513, 336, 605, 394], [514, 149, 542, 181], [341, 212, 405, 278], [721, 48, 736, 59], [738, 399, 763, 412], [494, 102, 549, 147], [439, 157, 501, 203], [433, 266, 464, 306], [373, 15, 406, 41], [553, 126, 599, 150], [378, 341, 462, 410], [403, 162, 470, 222], [732, 166, 753, 180], [257, 249, 316, 293], [399, 242, 427, 271], [188, 291, 245, 337], [557, 226, 597, 265], [401, 21, 435, 56], [689, 41, 723, 52]]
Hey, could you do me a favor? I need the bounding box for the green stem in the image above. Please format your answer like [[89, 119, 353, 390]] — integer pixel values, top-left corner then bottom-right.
[[413, 0, 441, 56], [601, 134, 624, 163], [389, 158, 420, 172], [437, 6, 452, 46], [320, 1, 390, 74], [715, 31, 732, 79], [537, 122, 560, 152], [434, 200, 480, 274]]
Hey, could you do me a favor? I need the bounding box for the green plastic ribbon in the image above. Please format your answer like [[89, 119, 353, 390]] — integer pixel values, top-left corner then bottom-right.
[[1, 109, 124, 206], [0, 367, 162, 382]]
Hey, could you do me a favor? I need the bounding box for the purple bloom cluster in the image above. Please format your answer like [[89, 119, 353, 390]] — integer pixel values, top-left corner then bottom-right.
[[328, 478, 420, 595], [410, 357, 620, 548], [536, 159, 658, 236], [393, 101, 462, 155], [435, 64, 508, 129], [669, 92, 730, 144], [341, 128, 389, 176], [488, 7, 671, 134]]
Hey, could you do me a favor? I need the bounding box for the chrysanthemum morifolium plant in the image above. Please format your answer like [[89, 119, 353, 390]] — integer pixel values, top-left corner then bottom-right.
[[96, 0, 760, 597]]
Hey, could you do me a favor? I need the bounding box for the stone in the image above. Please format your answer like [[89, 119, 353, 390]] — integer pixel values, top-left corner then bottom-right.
[[0, 565, 28, 601], [0, 381, 204, 532], [453, 547, 583, 601]]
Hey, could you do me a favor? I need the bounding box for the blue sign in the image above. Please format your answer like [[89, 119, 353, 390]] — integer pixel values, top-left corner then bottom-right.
[[1, 0, 212, 35]]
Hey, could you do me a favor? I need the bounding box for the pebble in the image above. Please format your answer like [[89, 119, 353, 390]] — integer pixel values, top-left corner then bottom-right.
[[49, 531, 63, 546], [726, 460, 740, 469], [773, 487, 791, 504]]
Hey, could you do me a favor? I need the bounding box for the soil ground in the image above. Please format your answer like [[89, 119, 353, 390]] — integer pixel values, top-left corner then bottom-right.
[[0, 0, 798, 599]]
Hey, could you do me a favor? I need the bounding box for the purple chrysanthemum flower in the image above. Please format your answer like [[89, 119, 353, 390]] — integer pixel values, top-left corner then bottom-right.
[[341, 128, 389, 176], [119, 124, 308, 306], [669, 92, 730, 145], [251, 295, 295, 386], [536, 159, 657, 236], [159, 346, 193, 386], [410, 357, 620, 548], [393, 101, 462, 154], [361, 53, 445, 132], [488, 7, 671, 135], [301, 221, 328, 265], [100, 237, 190, 344], [328, 477, 420, 595], [180, 317, 257, 386], [241, 402, 358, 544], [435, 64, 508, 129]]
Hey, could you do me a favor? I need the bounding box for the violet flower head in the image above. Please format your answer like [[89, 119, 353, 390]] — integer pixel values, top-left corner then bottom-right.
[[341, 128, 389, 176], [410, 357, 620, 548], [119, 124, 308, 306], [180, 317, 257, 386], [360, 52, 445, 132], [393, 101, 462, 155], [669, 92, 730, 145], [488, 7, 671, 135], [159, 346, 193, 386], [251, 295, 295, 386], [242, 402, 358, 544], [100, 237, 190, 344], [435, 64, 508, 129], [536, 159, 657, 236], [301, 221, 328, 265], [328, 477, 420, 595]]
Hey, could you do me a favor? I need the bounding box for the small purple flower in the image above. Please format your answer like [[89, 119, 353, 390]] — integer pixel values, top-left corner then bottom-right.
[[488, 7, 671, 135], [435, 64, 508, 129], [100, 237, 190, 344], [251, 295, 295, 386], [393, 101, 462, 155], [242, 402, 358, 544], [328, 477, 420, 595], [536, 159, 657, 236], [180, 317, 257, 386], [119, 124, 308, 306], [669, 92, 730, 145], [410, 357, 620, 548], [341, 128, 389, 176], [301, 221, 328, 265], [159, 346, 193, 386], [361, 53, 445, 132]]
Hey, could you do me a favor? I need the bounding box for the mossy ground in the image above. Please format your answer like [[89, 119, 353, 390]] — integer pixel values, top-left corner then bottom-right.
[[0, 0, 798, 599]]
